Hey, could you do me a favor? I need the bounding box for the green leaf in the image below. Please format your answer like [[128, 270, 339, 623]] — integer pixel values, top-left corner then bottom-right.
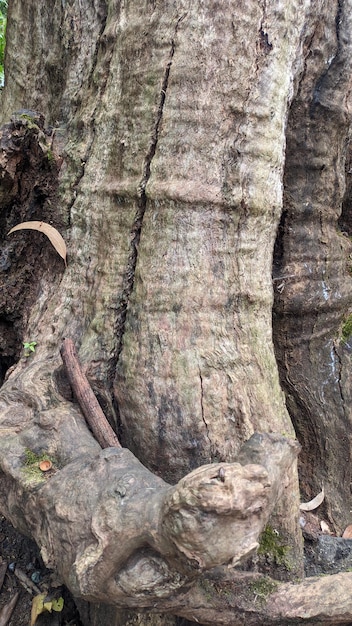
[[43, 600, 53, 613], [23, 341, 37, 353], [30, 593, 64, 625], [51, 597, 64, 612]]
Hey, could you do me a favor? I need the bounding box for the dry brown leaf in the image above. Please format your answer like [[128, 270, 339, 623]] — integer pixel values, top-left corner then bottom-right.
[[342, 524, 352, 539], [299, 487, 325, 512], [8, 221, 67, 266]]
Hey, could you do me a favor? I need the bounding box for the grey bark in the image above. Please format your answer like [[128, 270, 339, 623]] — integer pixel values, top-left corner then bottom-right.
[[0, 0, 352, 624]]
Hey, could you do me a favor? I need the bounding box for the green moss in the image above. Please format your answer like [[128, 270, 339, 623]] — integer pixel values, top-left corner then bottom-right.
[[199, 578, 235, 603], [258, 525, 291, 568], [341, 314, 352, 343], [18, 114, 41, 131], [249, 577, 278, 604], [199, 578, 214, 601], [22, 449, 56, 484]]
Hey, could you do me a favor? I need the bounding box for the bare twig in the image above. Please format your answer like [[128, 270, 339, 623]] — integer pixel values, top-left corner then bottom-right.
[[0, 592, 19, 626], [0, 562, 7, 592], [60, 338, 121, 448], [13, 566, 41, 595]]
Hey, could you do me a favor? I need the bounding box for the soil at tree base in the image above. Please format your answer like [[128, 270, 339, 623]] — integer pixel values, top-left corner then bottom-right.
[[0, 515, 82, 625]]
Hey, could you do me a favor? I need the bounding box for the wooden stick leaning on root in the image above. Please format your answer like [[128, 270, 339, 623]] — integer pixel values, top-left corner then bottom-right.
[[60, 338, 121, 449]]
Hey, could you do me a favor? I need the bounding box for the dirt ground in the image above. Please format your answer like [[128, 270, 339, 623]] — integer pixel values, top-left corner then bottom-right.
[[0, 515, 83, 626]]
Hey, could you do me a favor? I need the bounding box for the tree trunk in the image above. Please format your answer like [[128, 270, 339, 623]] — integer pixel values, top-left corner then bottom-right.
[[0, 0, 351, 625], [273, 0, 352, 531]]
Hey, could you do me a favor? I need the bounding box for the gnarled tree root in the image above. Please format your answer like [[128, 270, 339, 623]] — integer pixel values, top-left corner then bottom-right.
[[0, 356, 350, 624], [155, 569, 352, 625], [26, 432, 298, 605]]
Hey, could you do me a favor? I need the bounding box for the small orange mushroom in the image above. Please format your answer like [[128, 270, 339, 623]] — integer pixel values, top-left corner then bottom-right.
[[39, 459, 52, 472]]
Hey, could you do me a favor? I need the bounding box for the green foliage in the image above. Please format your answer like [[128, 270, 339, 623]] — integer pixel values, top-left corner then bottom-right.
[[0, 0, 7, 86], [23, 341, 37, 356], [341, 314, 352, 343]]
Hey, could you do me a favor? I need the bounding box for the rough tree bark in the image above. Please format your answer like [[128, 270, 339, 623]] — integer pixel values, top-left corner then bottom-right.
[[0, 0, 352, 625]]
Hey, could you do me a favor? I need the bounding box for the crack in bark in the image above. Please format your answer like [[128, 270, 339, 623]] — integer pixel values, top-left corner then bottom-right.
[[107, 15, 187, 386], [258, 0, 273, 54], [333, 342, 345, 408], [335, 0, 343, 54], [198, 366, 211, 451], [65, 4, 109, 228]]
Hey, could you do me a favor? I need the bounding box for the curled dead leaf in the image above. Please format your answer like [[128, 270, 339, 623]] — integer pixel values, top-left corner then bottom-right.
[[8, 221, 67, 266], [299, 487, 325, 512], [342, 524, 352, 539]]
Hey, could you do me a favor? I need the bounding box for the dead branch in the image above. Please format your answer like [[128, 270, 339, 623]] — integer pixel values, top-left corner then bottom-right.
[[13, 566, 41, 595], [60, 338, 121, 449]]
